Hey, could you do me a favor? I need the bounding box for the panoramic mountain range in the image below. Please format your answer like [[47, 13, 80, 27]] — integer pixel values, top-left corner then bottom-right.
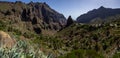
[[0, 1, 120, 58]]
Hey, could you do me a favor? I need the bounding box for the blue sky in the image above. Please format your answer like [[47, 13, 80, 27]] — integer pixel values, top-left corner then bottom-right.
[[1, 0, 120, 19]]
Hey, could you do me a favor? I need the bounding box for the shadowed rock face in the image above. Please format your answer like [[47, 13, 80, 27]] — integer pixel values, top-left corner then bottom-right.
[[66, 16, 74, 27], [77, 6, 120, 23], [0, 1, 66, 35], [0, 31, 15, 48]]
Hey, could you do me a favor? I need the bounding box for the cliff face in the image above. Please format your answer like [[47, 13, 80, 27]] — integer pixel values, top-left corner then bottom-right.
[[0, 1, 66, 35]]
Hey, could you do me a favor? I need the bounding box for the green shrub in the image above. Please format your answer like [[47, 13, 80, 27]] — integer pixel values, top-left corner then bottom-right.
[[113, 52, 120, 58], [59, 49, 104, 58], [0, 20, 6, 31]]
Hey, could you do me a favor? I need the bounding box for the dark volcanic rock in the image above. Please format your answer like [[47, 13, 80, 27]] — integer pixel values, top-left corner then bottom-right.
[[66, 16, 74, 27]]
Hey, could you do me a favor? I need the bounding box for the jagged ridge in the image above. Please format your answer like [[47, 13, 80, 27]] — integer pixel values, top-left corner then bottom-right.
[[0, 1, 66, 35]]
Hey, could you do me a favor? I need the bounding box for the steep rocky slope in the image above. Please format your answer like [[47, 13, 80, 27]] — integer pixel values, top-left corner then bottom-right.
[[0, 1, 67, 57], [0, 1, 66, 35]]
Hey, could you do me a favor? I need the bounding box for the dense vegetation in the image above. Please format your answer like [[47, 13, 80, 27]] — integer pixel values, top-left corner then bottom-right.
[[59, 49, 104, 58], [0, 1, 120, 58], [57, 19, 120, 58]]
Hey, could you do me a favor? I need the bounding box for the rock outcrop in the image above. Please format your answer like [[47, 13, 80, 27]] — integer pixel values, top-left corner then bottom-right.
[[0, 31, 15, 48], [66, 16, 74, 27]]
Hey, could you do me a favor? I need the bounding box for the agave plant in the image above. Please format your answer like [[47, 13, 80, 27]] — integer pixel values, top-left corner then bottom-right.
[[0, 40, 47, 58]]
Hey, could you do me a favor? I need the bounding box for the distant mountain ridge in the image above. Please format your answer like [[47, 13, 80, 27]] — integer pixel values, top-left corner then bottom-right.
[[77, 6, 120, 23]]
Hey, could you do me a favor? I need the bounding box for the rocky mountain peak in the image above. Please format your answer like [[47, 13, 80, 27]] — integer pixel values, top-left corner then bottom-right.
[[0, 1, 66, 35], [66, 16, 74, 27], [99, 6, 105, 9]]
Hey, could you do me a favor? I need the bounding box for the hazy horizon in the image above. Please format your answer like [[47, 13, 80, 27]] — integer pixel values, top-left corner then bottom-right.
[[1, 0, 120, 19]]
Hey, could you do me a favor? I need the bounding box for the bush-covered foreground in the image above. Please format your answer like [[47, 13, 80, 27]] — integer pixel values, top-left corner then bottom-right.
[[0, 40, 47, 58]]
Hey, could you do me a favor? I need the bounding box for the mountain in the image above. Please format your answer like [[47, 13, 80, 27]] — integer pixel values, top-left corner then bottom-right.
[[0, 1, 66, 35], [0, 1, 67, 57], [0, 1, 120, 58], [77, 6, 120, 23]]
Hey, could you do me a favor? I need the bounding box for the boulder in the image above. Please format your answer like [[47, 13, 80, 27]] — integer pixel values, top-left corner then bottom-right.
[[0, 31, 15, 48]]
